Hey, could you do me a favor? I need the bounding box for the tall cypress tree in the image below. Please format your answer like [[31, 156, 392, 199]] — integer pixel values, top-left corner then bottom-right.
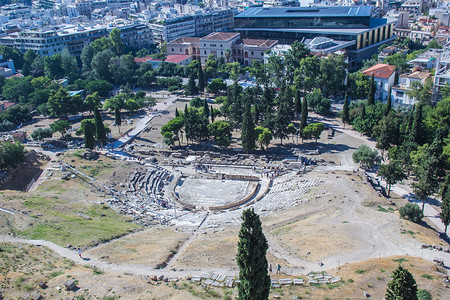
[[198, 63, 205, 92], [440, 174, 450, 233], [210, 105, 215, 122], [411, 103, 426, 145], [241, 104, 256, 151], [81, 119, 96, 150], [114, 107, 122, 135], [236, 208, 270, 300], [300, 96, 308, 131], [175, 108, 180, 118], [361, 103, 366, 120], [294, 89, 302, 119], [342, 92, 350, 128], [386, 88, 392, 116], [203, 99, 210, 121], [368, 74, 375, 106], [94, 106, 107, 146], [385, 265, 418, 300]]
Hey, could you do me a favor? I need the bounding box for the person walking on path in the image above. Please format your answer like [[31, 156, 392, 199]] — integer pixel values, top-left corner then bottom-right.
[[78, 248, 82, 258], [276, 264, 281, 274], [269, 264, 272, 273]]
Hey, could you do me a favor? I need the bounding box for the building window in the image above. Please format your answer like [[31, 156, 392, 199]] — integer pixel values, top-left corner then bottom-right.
[[251, 51, 254, 56], [204, 51, 207, 54], [221, 51, 223, 55]]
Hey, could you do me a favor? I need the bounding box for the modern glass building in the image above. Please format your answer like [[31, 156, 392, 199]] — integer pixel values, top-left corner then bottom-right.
[[234, 6, 396, 69]]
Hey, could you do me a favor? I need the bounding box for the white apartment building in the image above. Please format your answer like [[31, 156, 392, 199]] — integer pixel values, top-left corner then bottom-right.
[[362, 63, 396, 101], [150, 16, 196, 44], [0, 22, 153, 57], [150, 8, 235, 43], [392, 71, 431, 105], [433, 51, 450, 101]]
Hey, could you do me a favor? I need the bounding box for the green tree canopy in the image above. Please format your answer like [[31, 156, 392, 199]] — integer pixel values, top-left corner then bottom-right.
[[352, 145, 379, 169], [50, 120, 71, 138], [302, 122, 324, 143], [0, 141, 26, 170], [208, 120, 232, 148]]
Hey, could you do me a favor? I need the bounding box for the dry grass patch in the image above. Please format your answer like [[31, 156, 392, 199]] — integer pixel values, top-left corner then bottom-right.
[[175, 227, 240, 269], [87, 227, 188, 268]]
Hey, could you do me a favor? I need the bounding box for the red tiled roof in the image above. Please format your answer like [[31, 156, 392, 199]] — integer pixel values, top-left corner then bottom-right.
[[362, 63, 396, 79], [201, 32, 240, 41], [0, 101, 15, 110], [165, 55, 191, 64], [243, 39, 278, 48], [134, 56, 153, 63], [167, 37, 201, 44]]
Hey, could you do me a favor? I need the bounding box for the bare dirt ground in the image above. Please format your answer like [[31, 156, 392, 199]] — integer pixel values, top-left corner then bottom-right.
[[87, 226, 188, 268]]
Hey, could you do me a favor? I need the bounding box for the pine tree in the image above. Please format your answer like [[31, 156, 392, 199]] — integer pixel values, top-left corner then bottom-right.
[[175, 108, 180, 118], [300, 96, 308, 131], [385, 265, 418, 300], [241, 104, 256, 151], [236, 208, 270, 300], [114, 107, 122, 135], [440, 175, 450, 233], [94, 106, 107, 147], [198, 63, 205, 92], [386, 88, 392, 116], [342, 92, 350, 128], [210, 105, 215, 122], [368, 74, 375, 106]]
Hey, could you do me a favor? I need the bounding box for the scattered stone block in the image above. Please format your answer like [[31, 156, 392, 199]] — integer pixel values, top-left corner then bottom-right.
[[279, 278, 293, 285], [211, 281, 220, 287], [330, 277, 341, 283], [216, 274, 226, 282], [293, 279, 304, 285], [204, 279, 214, 285], [191, 276, 202, 282], [38, 281, 47, 289], [225, 278, 234, 288], [308, 279, 318, 284], [32, 294, 43, 300], [64, 280, 76, 290]]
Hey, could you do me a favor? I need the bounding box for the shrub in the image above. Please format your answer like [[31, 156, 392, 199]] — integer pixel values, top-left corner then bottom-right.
[[168, 86, 179, 92], [0, 120, 15, 131], [399, 203, 423, 223], [417, 289, 432, 300], [190, 97, 203, 108], [31, 128, 53, 141]]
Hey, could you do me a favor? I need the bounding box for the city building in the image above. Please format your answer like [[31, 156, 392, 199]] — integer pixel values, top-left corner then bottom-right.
[[150, 8, 235, 43], [433, 50, 450, 102], [0, 22, 153, 57], [234, 6, 396, 69], [391, 71, 431, 105], [408, 48, 444, 69], [362, 63, 396, 101], [166, 32, 278, 66]]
